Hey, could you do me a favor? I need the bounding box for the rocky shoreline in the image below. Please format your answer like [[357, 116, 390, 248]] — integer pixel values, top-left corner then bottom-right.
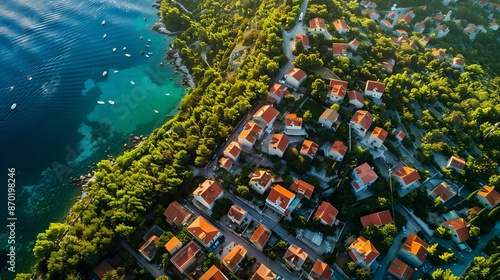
[[166, 49, 196, 88]]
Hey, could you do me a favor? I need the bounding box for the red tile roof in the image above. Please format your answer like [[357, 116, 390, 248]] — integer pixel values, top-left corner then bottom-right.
[[443, 218, 470, 242], [348, 38, 360, 48], [365, 80, 386, 93], [219, 157, 233, 170], [348, 90, 364, 104], [252, 264, 277, 280], [93, 260, 114, 279], [138, 235, 159, 261], [334, 19, 349, 31], [187, 216, 220, 246], [268, 83, 289, 99], [332, 43, 348, 56], [393, 166, 421, 186], [249, 169, 273, 187], [310, 259, 332, 280], [295, 34, 310, 46], [253, 105, 279, 125], [300, 140, 319, 158], [309, 17, 326, 29], [267, 185, 295, 214], [223, 245, 247, 271], [354, 162, 378, 185], [164, 201, 192, 227], [286, 67, 307, 81], [200, 265, 229, 280], [396, 130, 406, 140], [239, 122, 263, 145], [331, 141, 348, 157], [351, 110, 373, 130], [360, 210, 393, 227], [371, 127, 388, 141], [291, 179, 315, 199], [448, 155, 465, 171], [388, 258, 413, 280], [250, 224, 271, 249], [285, 114, 303, 127], [227, 204, 247, 223], [328, 79, 348, 97], [350, 236, 380, 266], [224, 141, 241, 159], [170, 241, 201, 272], [315, 201, 339, 226], [477, 185, 500, 208], [432, 182, 456, 202], [269, 133, 289, 153], [284, 244, 308, 266], [401, 234, 428, 263], [194, 180, 224, 207]]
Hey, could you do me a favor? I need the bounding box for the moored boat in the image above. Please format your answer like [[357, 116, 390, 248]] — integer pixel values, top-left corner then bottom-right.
[[125, 53, 131, 58], [97, 101, 105, 104], [10, 103, 16, 109], [102, 71, 107, 77], [102, 20, 106, 25], [103, 34, 107, 39], [108, 100, 115, 105]]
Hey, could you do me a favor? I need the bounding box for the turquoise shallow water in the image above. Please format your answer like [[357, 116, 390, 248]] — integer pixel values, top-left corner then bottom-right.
[[0, 0, 185, 277]]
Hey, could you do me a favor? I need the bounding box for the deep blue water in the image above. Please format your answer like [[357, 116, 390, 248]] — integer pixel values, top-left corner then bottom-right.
[[0, 0, 185, 277]]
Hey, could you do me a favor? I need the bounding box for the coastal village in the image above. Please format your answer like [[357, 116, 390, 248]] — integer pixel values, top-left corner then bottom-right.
[[24, 0, 500, 280]]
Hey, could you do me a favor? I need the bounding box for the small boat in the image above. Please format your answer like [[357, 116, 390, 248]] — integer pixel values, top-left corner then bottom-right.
[[154, 109, 159, 113], [130, 80, 135, 85], [123, 47, 127, 51], [114, 70, 119, 73], [102, 20, 106, 25], [140, 36, 143, 40], [125, 53, 131, 57], [147, 39, 151, 42], [9, 86, 14, 91], [148, 52, 153, 55], [102, 71, 107, 77], [145, 55, 149, 58], [113, 47, 116, 52], [103, 34, 107, 39], [10, 103, 16, 109], [145, 45, 150, 48], [165, 93, 170, 96], [97, 101, 105, 104], [27, 76, 32, 81], [108, 100, 115, 105]]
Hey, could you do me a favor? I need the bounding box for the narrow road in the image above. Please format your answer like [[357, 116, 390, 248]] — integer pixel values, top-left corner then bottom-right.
[[171, 0, 193, 16], [120, 240, 169, 278]]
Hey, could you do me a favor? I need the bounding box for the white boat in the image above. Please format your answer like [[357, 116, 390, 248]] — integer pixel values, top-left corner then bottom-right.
[[10, 103, 16, 109], [112, 47, 116, 52], [154, 109, 159, 113], [97, 101, 105, 104], [165, 93, 170, 96], [114, 70, 119, 73], [145, 45, 150, 48], [102, 20, 106, 25], [147, 39, 151, 42], [123, 47, 127, 51], [103, 34, 107, 39], [145, 55, 149, 58], [148, 52, 153, 55], [125, 53, 131, 58], [9, 86, 14, 91], [108, 100, 115, 105], [130, 80, 135, 85], [102, 71, 107, 77], [27, 76, 32, 81]]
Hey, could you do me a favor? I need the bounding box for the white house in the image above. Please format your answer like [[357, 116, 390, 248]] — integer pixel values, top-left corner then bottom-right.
[[327, 141, 348, 161], [368, 127, 388, 148], [350, 110, 374, 137], [266, 185, 296, 216], [393, 166, 421, 189], [309, 17, 327, 32], [327, 79, 348, 103], [223, 141, 241, 162], [249, 169, 274, 194], [318, 108, 339, 129], [237, 122, 263, 149], [253, 105, 279, 130], [364, 80, 386, 100], [334, 19, 350, 34], [193, 180, 224, 213], [267, 133, 289, 158], [284, 113, 306, 136], [268, 83, 289, 104], [283, 68, 307, 88], [348, 90, 364, 109], [351, 162, 378, 193]]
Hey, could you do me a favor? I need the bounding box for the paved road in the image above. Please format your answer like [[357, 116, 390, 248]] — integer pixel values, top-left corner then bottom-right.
[[120, 239, 169, 278]]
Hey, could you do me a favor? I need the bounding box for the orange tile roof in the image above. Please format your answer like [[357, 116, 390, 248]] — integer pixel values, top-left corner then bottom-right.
[[170, 240, 201, 272], [187, 216, 220, 246], [285, 114, 303, 127], [371, 127, 388, 141], [300, 140, 319, 158], [227, 204, 247, 223], [165, 236, 182, 254], [315, 201, 339, 226], [396, 130, 406, 140], [354, 162, 378, 184], [93, 260, 114, 279], [309, 17, 326, 29], [138, 235, 159, 261], [286, 67, 307, 81], [269, 133, 289, 152], [239, 122, 263, 145], [223, 245, 247, 271], [194, 180, 224, 207], [252, 264, 277, 280], [291, 178, 315, 199], [448, 155, 465, 170], [443, 218, 470, 242], [350, 236, 380, 266], [250, 224, 271, 249], [332, 43, 348, 56], [328, 79, 348, 98], [401, 234, 428, 263], [432, 182, 456, 202], [268, 83, 289, 99], [331, 141, 348, 157], [310, 259, 332, 280], [348, 90, 364, 104], [477, 185, 500, 208], [219, 157, 233, 170], [334, 19, 350, 31], [433, 49, 445, 58], [267, 185, 295, 214], [381, 19, 393, 27], [295, 34, 310, 46], [249, 169, 273, 186], [388, 258, 413, 280], [164, 201, 192, 227], [319, 108, 339, 123], [393, 166, 420, 186], [351, 110, 373, 130], [284, 244, 308, 266], [360, 210, 393, 227], [200, 265, 229, 280], [365, 80, 386, 93], [224, 141, 241, 158], [253, 105, 279, 125]]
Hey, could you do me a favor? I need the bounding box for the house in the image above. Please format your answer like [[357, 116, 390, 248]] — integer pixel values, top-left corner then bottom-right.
[[283, 67, 307, 88], [434, 12, 444, 21], [349, 236, 380, 268], [318, 108, 339, 128], [332, 43, 348, 57], [489, 19, 499, 31], [249, 169, 274, 194], [187, 216, 221, 248], [295, 34, 310, 49], [164, 201, 192, 227], [381, 19, 393, 30], [284, 244, 308, 271], [291, 179, 315, 199], [327, 79, 348, 103], [227, 204, 248, 225], [200, 265, 229, 280], [382, 59, 395, 73], [364, 80, 385, 100], [348, 38, 360, 51], [442, 218, 470, 243], [360, 210, 393, 227], [334, 19, 350, 34], [327, 141, 348, 161], [253, 105, 279, 130], [314, 201, 339, 226], [268, 83, 289, 104], [434, 24, 450, 38], [348, 90, 365, 108], [351, 162, 378, 193], [392, 36, 410, 46], [445, 155, 465, 172], [309, 17, 327, 32], [400, 10, 415, 23], [476, 185, 500, 209], [368, 127, 388, 148], [223, 141, 242, 162], [364, 8, 380, 21], [238, 122, 263, 149], [164, 236, 183, 255], [223, 245, 247, 273], [394, 29, 408, 37], [395, 130, 406, 141], [250, 224, 271, 251], [266, 185, 297, 216], [433, 49, 445, 61], [300, 140, 319, 159], [251, 264, 277, 280], [361, 1, 377, 9], [193, 179, 224, 212], [452, 57, 465, 70], [421, 36, 430, 46], [414, 21, 426, 32], [219, 157, 233, 171], [138, 235, 159, 262], [309, 259, 333, 280], [388, 258, 414, 280], [170, 241, 201, 273], [430, 182, 457, 204], [350, 110, 374, 137], [267, 133, 289, 158], [393, 166, 421, 188], [93, 260, 114, 280], [398, 233, 428, 267], [284, 113, 305, 136], [463, 23, 486, 40]]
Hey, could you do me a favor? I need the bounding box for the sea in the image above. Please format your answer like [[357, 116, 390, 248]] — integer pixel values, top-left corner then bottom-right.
[[0, 0, 186, 277]]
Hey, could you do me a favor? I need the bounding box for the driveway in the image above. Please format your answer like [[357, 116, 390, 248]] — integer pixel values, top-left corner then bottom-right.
[[120, 240, 170, 278]]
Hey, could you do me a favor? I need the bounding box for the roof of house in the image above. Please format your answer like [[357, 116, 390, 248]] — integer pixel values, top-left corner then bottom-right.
[[285, 113, 303, 127], [350, 236, 380, 265], [348, 90, 365, 104], [249, 169, 273, 187], [328, 79, 348, 97], [401, 234, 428, 263], [360, 210, 393, 227], [365, 80, 386, 93], [448, 155, 465, 170], [239, 122, 263, 145], [269, 133, 289, 153], [387, 11, 396, 19], [223, 245, 247, 271], [348, 38, 360, 47], [396, 130, 406, 140], [421, 36, 430, 44], [269, 83, 289, 98], [381, 19, 393, 27], [453, 58, 465, 67], [393, 166, 421, 186], [250, 224, 271, 248], [396, 29, 408, 36], [284, 244, 308, 264], [138, 235, 159, 260], [432, 182, 456, 202], [477, 185, 500, 208], [219, 157, 233, 170], [300, 140, 319, 158], [350, 110, 373, 130], [354, 162, 378, 184], [371, 127, 388, 141], [252, 264, 277, 280], [319, 108, 339, 123], [93, 260, 114, 279], [388, 258, 413, 280], [443, 218, 470, 242], [286, 67, 307, 81], [187, 216, 220, 246], [194, 180, 224, 206], [433, 49, 445, 58], [382, 61, 394, 73], [170, 240, 201, 272], [331, 141, 348, 157], [200, 265, 229, 280], [267, 185, 295, 214], [164, 201, 192, 227], [315, 201, 339, 225], [227, 204, 247, 223], [400, 10, 415, 23], [310, 259, 332, 280], [165, 236, 182, 254], [332, 43, 348, 55], [309, 17, 326, 29], [295, 34, 310, 46], [253, 105, 279, 125], [291, 178, 315, 198], [224, 141, 241, 159], [334, 19, 350, 31]]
